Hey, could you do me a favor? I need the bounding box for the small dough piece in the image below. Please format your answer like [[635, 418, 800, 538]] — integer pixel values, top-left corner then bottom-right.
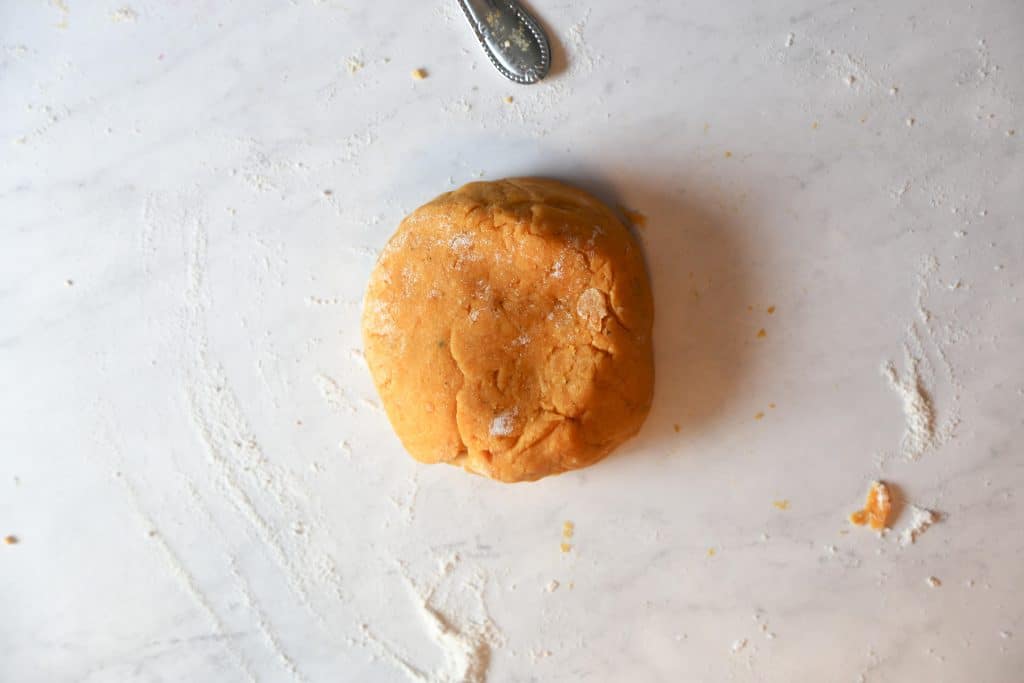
[[362, 178, 654, 482], [849, 481, 892, 531]]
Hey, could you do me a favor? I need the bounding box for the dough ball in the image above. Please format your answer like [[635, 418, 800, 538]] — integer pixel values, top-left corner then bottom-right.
[[362, 178, 654, 482]]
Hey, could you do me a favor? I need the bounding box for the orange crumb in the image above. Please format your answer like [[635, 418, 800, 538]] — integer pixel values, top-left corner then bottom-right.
[[849, 481, 892, 531], [754, 412, 765, 420], [3, 535, 17, 545], [673, 423, 681, 433], [757, 328, 767, 339], [767, 305, 776, 314], [772, 500, 790, 510], [724, 150, 733, 158], [618, 206, 647, 228], [706, 548, 717, 557]]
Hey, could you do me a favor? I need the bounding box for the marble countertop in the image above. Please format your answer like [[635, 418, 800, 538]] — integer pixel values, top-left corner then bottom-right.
[[3, 1, 1022, 681]]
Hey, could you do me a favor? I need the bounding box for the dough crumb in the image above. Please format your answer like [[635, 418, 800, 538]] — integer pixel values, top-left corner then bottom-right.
[[772, 499, 790, 510], [3, 535, 18, 545], [345, 56, 364, 75], [925, 576, 941, 588], [731, 638, 748, 653], [849, 481, 892, 531], [757, 328, 767, 339], [503, 95, 514, 104], [111, 7, 137, 22], [767, 305, 776, 314], [560, 521, 574, 553], [545, 580, 559, 592], [411, 68, 428, 80]]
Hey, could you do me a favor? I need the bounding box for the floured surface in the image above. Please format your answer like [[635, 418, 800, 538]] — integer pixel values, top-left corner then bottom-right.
[[3, 1, 1023, 682]]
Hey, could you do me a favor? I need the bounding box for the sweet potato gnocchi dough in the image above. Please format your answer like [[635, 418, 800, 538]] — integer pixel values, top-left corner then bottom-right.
[[362, 178, 654, 482]]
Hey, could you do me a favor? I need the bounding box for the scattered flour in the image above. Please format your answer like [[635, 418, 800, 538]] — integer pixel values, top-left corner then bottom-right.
[[105, 459, 259, 683], [368, 560, 503, 683], [881, 256, 959, 461], [899, 506, 938, 546], [881, 355, 935, 461], [315, 373, 356, 413], [414, 599, 495, 683]]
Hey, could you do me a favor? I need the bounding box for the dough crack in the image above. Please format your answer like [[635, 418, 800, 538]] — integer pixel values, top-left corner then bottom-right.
[[446, 327, 470, 457]]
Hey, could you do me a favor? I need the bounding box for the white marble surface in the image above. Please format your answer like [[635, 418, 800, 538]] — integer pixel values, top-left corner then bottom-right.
[[3, 1, 1023, 681]]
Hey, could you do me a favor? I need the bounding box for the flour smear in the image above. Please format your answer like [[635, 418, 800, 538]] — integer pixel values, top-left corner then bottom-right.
[[881, 256, 959, 461], [357, 557, 504, 683]]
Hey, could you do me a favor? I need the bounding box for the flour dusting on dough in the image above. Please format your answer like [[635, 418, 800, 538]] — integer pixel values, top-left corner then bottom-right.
[[576, 287, 608, 332], [489, 409, 517, 437]]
